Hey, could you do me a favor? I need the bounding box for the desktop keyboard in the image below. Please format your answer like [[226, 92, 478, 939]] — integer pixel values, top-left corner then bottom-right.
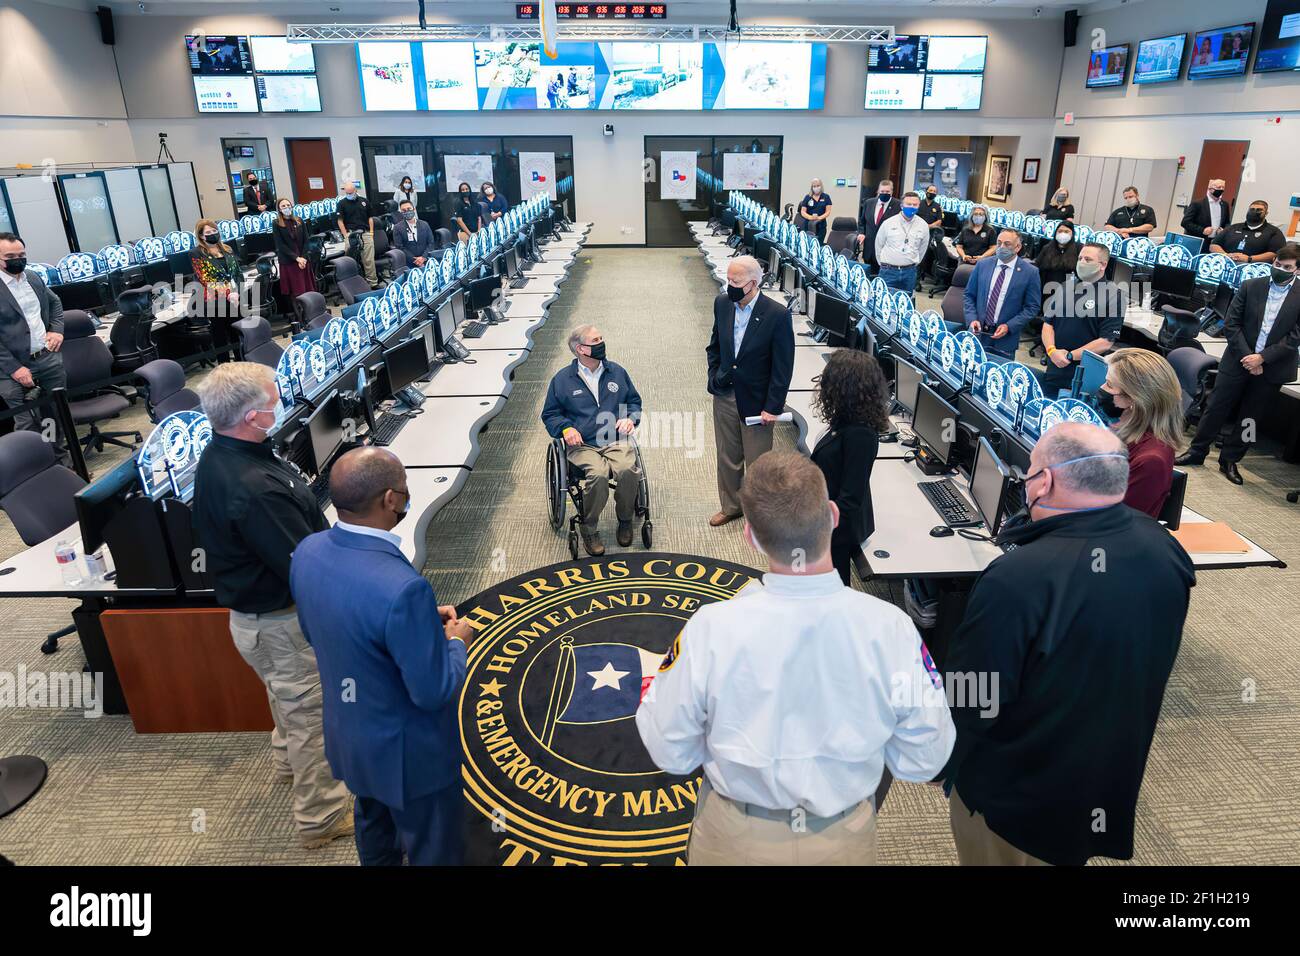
[[509, 275, 529, 289], [918, 478, 980, 528], [310, 473, 331, 510], [369, 412, 410, 447], [460, 320, 488, 339]]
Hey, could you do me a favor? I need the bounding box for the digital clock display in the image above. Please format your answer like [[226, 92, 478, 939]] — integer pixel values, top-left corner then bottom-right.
[[516, 2, 666, 18]]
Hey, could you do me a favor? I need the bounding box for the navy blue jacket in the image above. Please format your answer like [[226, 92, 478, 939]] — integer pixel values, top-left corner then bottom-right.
[[290, 526, 467, 810], [706, 291, 795, 419], [541, 359, 643, 447], [962, 255, 1042, 358], [391, 218, 437, 262]]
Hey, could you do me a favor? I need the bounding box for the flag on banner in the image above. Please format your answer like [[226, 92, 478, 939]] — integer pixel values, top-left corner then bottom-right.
[[557, 644, 663, 724], [540, 0, 559, 58]]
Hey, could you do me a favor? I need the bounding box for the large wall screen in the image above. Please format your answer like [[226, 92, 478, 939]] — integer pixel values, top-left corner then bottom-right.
[[865, 35, 986, 111]]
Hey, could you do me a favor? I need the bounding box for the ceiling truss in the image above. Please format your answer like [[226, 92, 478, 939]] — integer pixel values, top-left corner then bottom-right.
[[286, 23, 895, 44]]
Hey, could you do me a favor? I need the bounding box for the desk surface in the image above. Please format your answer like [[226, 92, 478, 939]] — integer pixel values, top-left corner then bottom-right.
[[322, 466, 468, 569], [790, 346, 834, 391], [784, 390, 910, 460], [500, 292, 559, 319], [464, 312, 545, 352], [383, 393, 507, 469], [421, 348, 526, 398]]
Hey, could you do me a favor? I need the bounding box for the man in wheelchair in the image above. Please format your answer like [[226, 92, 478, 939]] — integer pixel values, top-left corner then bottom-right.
[[542, 325, 643, 556]]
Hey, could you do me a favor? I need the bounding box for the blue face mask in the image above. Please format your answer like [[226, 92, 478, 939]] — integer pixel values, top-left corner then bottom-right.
[[901, 207, 917, 219], [1023, 453, 1128, 516]]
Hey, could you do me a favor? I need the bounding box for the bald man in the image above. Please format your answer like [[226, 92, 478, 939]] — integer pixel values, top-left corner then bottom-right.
[[291, 447, 472, 865], [939, 423, 1194, 866]]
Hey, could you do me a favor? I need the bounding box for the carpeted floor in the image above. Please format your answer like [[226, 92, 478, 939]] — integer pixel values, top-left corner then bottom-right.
[[2, 246, 1298, 865]]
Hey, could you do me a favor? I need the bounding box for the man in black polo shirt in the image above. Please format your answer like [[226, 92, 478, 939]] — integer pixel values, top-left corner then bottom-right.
[[916, 185, 945, 279], [1039, 241, 1125, 396], [337, 181, 377, 286], [1210, 199, 1286, 265], [193, 362, 352, 849], [1102, 186, 1157, 240]]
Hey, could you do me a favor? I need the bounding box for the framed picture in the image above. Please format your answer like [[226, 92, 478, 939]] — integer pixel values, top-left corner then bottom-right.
[[1022, 157, 1041, 183], [986, 154, 1012, 202]]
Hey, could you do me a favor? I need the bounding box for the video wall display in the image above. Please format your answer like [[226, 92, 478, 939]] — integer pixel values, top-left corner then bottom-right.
[[1133, 34, 1186, 84], [1086, 43, 1130, 88], [1255, 0, 1300, 72], [359, 40, 827, 111], [865, 36, 987, 111], [188, 34, 320, 114], [1188, 23, 1255, 78]]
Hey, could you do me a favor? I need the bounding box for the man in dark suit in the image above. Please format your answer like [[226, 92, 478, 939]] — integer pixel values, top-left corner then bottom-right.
[[961, 230, 1042, 359], [291, 447, 471, 865], [1176, 243, 1300, 484], [855, 180, 901, 271], [391, 200, 436, 267], [242, 174, 270, 214], [1180, 177, 1230, 245], [0, 233, 69, 459], [706, 255, 794, 527]]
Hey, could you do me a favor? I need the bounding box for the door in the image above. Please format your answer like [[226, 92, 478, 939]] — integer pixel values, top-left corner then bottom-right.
[[1192, 140, 1250, 220], [286, 138, 337, 204], [644, 135, 714, 247], [860, 135, 907, 208], [1045, 136, 1079, 208]]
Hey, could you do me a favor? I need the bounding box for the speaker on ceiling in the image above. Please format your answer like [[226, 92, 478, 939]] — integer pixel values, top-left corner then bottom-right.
[[1064, 9, 1080, 48], [96, 5, 115, 46]]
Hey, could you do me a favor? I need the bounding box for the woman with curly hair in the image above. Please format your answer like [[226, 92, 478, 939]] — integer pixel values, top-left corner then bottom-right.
[[810, 349, 891, 586]]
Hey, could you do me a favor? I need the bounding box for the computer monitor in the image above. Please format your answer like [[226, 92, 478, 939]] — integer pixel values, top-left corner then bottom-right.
[[468, 274, 499, 312], [76, 455, 142, 554], [382, 335, 429, 396], [767, 246, 781, 278], [505, 245, 521, 277], [753, 235, 774, 269], [1152, 262, 1197, 300], [780, 262, 800, 295], [449, 288, 467, 327], [912, 383, 958, 467], [302, 389, 345, 476], [969, 436, 1012, 535], [434, 296, 456, 351], [1163, 232, 1204, 256], [894, 356, 925, 415], [1077, 348, 1110, 400], [55, 279, 107, 313], [812, 291, 852, 341]]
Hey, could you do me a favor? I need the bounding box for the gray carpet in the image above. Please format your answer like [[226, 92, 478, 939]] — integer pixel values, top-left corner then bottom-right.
[[2, 247, 1298, 864]]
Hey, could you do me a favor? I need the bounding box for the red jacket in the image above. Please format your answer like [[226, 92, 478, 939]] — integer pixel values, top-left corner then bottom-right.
[[1125, 431, 1175, 518]]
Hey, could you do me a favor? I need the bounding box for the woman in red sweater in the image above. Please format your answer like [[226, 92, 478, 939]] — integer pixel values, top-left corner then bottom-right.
[[1098, 349, 1186, 517]]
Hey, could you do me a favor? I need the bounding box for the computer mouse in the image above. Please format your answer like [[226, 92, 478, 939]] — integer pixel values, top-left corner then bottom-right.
[[929, 525, 955, 538]]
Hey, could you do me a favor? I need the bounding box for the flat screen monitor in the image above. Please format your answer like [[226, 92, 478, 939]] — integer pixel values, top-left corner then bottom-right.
[[505, 245, 521, 277], [926, 36, 987, 72], [812, 291, 851, 340], [303, 389, 345, 475], [768, 246, 781, 278], [469, 274, 499, 311], [1164, 232, 1205, 255], [752, 234, 774, 269], [1152, 262, 1197, 300], [780, 262, 799, 295], [913, 382, 958, 467], [357, 42, 419, 111], [434, 296, 457, 349], [1086, 44, 1130, 88], [1188, 24, 1255, 79], [969, 436, 1011, 535], [894, 356, 925, 416], [383, 335, 430, 395], [256, 75, 322, 113], [415, 320, 438, 364], [1254, 0, 1300, 73], [1134, 34, 1187, 84], [250, 35, 317, 74], [449, 288, 467, 327], [76, 455, 141, 554], [923, 73, 984, 111], [193, 75, 259, 114], [1078, 349, 1110, 399], [186, 35, 253, 75]]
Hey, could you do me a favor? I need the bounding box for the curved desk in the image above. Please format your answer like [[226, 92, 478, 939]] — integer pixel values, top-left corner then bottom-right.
[[422, 349, 527, 398]]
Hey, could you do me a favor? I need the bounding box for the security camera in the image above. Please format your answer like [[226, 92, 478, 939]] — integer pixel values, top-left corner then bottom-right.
[[1033, 5, 1043, 16], [138, 1, 146, 11], [603, 124, 614, 137]]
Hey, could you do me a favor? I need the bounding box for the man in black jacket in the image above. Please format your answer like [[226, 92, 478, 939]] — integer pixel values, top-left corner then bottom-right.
[[706, 255, 794, 527], [855, 180, 902, 272], [1180, 177, 1230, 245], [193, 362, 352, 849], [1177, 243, 1300, 483], [941, 422, 1195, 866], [391, 200, 437, 267], [242, 174, 270, 214]]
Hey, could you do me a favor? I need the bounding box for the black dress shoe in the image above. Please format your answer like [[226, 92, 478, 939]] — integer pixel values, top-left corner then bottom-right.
[[1219, 460, 1244, 485], [616, 520, 633, 548], [582, 531, 605, 556], [1174, 452, 1206, 466]]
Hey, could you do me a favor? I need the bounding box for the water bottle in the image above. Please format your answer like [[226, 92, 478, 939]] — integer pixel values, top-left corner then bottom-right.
[[55, 540, 84, 587], [85, 548, 109, 583]]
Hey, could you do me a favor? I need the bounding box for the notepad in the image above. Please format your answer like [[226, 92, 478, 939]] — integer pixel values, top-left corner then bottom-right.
[[1170, 521, 1250, 555]]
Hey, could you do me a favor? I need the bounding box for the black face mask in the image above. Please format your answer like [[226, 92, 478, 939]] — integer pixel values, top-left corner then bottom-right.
[[1096, 389, 1123, 420], [1272, 266, 1297, 285], [727, 282, 749, 303], [203, 233, 220, 244], [460, 193, 471, 204], [2, 256, 26, 275], [1246, 211, 1264, 226], [1210, 188, 1224, 199], [586, 341, 606, 361]]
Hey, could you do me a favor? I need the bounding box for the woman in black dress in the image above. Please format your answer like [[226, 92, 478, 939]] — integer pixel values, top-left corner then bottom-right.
[[810, 349, 891, 587], [273, 198, 317, 299], [1034, 219, 1080, 300]]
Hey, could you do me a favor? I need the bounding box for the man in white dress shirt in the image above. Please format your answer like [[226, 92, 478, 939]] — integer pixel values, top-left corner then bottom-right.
[[873, 191, 930, 297], [636, 451, 956, 865]]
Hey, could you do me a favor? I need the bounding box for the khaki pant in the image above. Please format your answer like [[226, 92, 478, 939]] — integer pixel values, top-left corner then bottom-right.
[[356, 232, 378, 285], [949, 786, 1050, 866], [712, 392, 775, 516], [228, 607, 350, 838], [687, 779, 877, 866], [567, 441, 639, 532]]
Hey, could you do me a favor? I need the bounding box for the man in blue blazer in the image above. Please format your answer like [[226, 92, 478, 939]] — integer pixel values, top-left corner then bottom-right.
[[541, 324, 643, 555], [391, 200, 437, 267], [961, 230, 1042, 359], [706, 255, 794, 527], [290, 447, 471, 866]]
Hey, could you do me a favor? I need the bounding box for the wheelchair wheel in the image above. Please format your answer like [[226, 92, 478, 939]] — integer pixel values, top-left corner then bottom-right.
[[567, 530, 580, 561], [641, 521, 653, 549], [546, 441, 566, 531]]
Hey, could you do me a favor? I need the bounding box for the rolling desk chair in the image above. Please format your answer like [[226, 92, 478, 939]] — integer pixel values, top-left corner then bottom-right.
[[0, 430, 88, 656], [233, 316, 284, 368], [1157, 469, 1187, 530], [107, 287, 160, 373], [333, 257, 381, 306], [1165, 347, 1219, 426], [939, 263, 975, 329], [135, 359, 201, 422], [60, 311, 141, 455], [825, 217, 857, 255], [1157, 306, 1205, 354], [433, 227, 455, 250], [293, 291, 330, 332]]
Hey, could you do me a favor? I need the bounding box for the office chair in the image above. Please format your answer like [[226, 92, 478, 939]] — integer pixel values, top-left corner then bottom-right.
[[1157, 306, 1205, 354], [433, 227, 455, 250], [825, 217, 857, 255], [246, 254, 279, 322], [333, 257, 381, 306], [0, 430, 89, 654], [381, 248, 409, 280], [939, 264, 975, 329], [1157, 469, 1187, 530], [107, 287, 160, 373], [372, 229, 396, 281], [233, 316, 284, 368], [60, 311, 141, 455], [135, 359, 200, 422], [293, 291, 330, 332], [1165, 347, 1219, 425]]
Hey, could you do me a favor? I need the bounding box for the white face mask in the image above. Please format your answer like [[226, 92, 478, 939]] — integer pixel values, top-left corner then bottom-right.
[[1056, 232, 1071, 244]]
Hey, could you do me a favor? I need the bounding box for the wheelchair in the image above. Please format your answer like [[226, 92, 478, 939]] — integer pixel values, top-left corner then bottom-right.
[[546, 435, 653, 560]]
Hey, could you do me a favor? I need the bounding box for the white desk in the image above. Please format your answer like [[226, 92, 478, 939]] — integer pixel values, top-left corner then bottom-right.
[[1175, 507, 1286, 571], [382, 394, 507, 470], [790, 346, 834, 391], [522, 260, 573, 277], [422, 349, 527, 398], [508, 275, 566, 298], [784, 391, 911, 460], [464, 312, 546, 352], [500, 292, 558, 319]]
